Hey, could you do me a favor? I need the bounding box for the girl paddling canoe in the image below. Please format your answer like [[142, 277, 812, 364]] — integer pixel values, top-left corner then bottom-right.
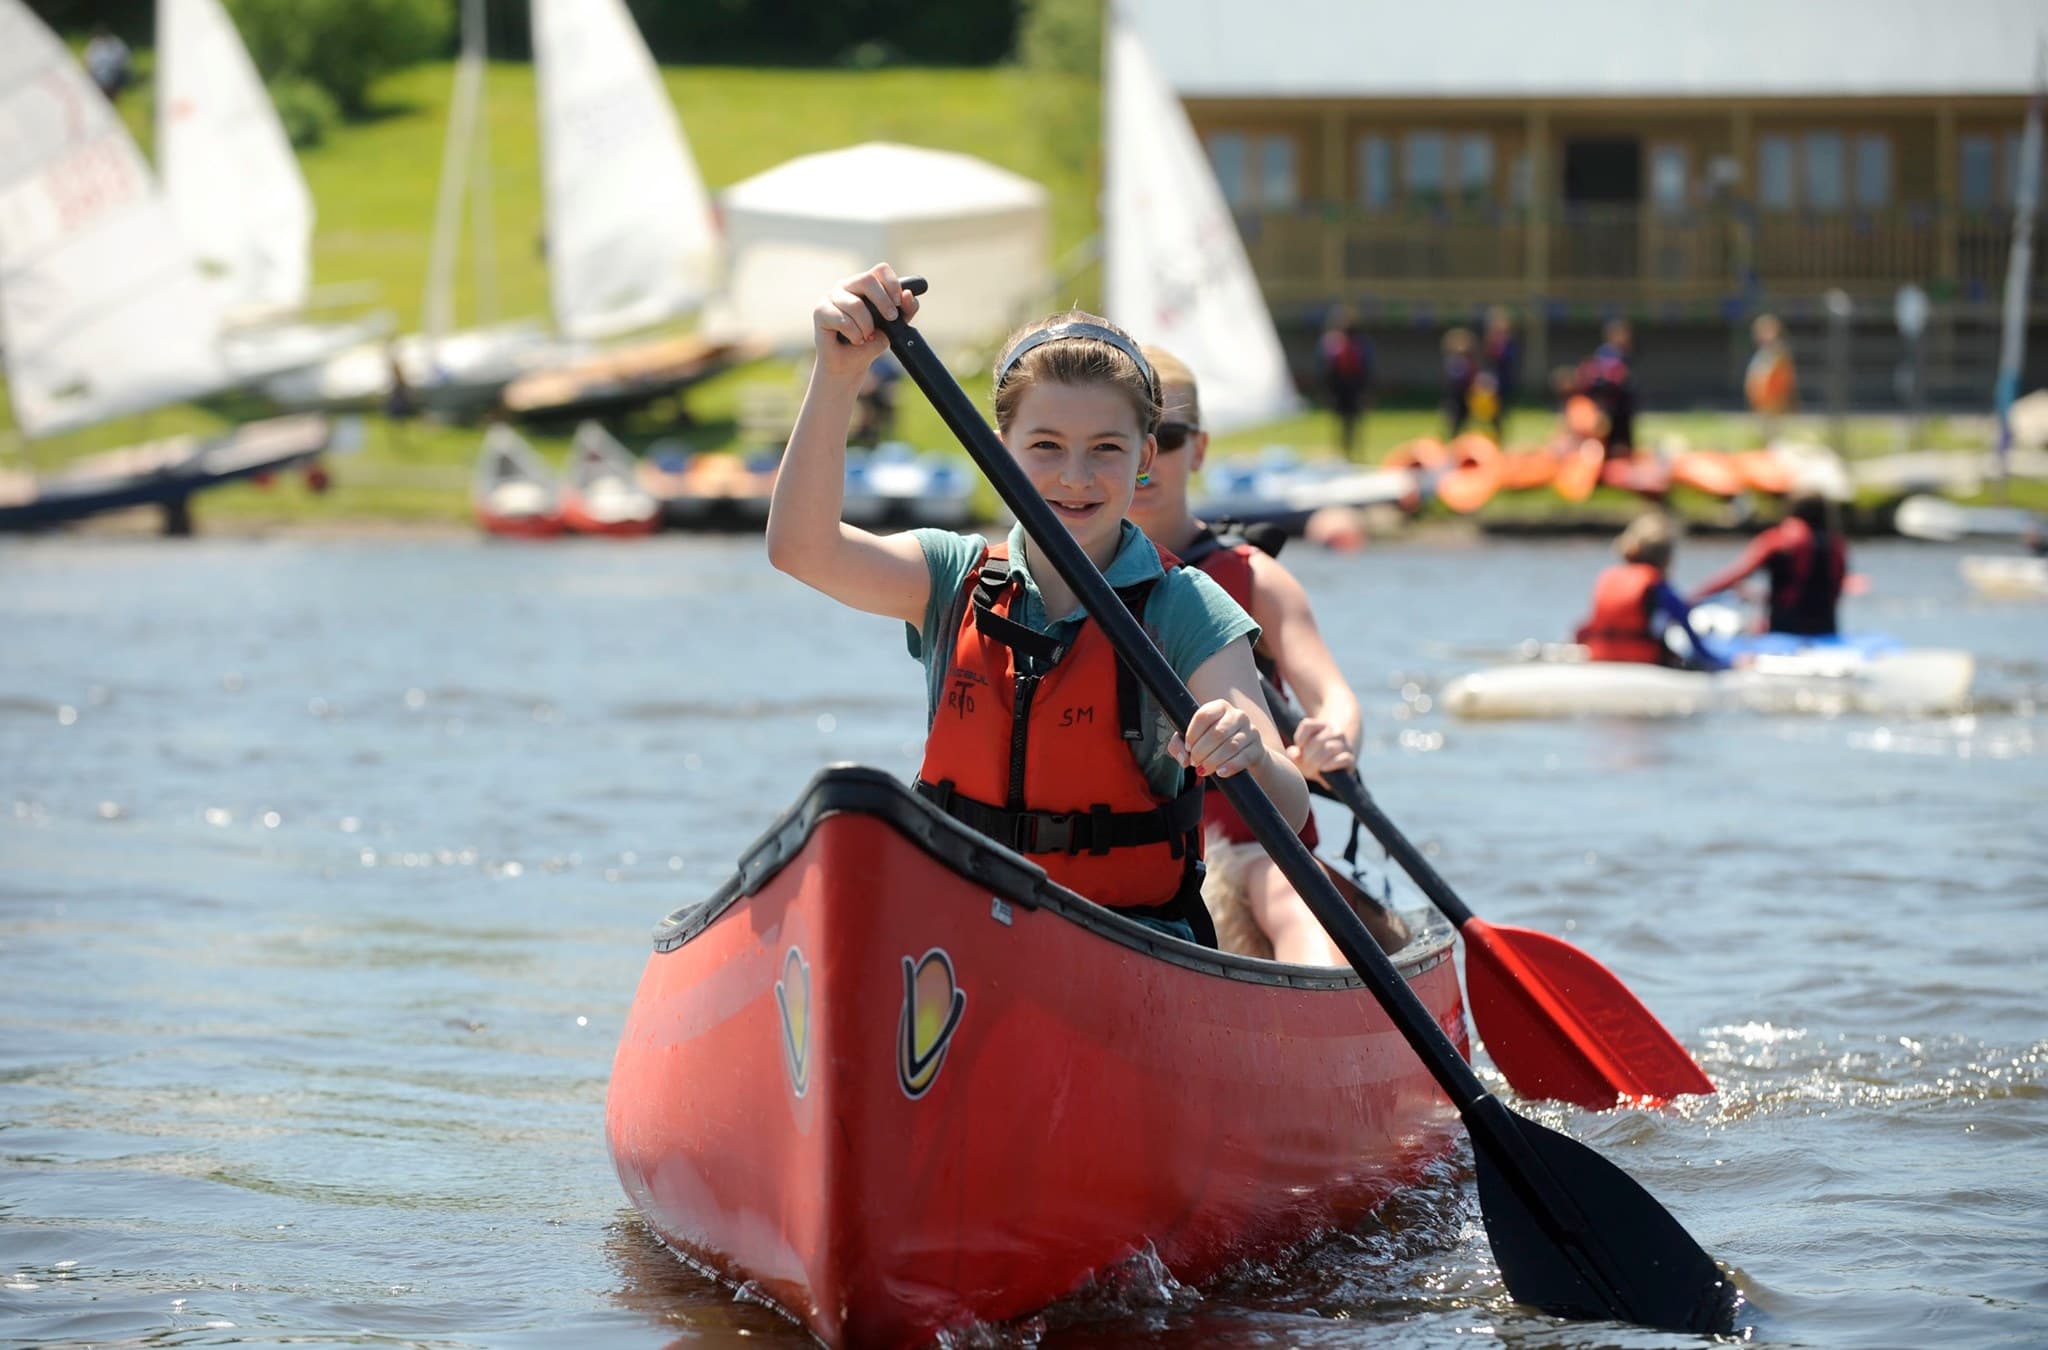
[[1126, 347, 1356, 966], [766, 264, 1308, 943]]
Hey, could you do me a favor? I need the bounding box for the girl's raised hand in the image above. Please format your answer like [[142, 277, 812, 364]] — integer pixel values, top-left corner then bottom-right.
[[1168, 699, 1267, 779], [813, 263, 921, 380]]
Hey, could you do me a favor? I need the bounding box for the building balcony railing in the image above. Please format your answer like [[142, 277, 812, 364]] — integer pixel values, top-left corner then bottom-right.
[[1231, 202, 2047, 315]]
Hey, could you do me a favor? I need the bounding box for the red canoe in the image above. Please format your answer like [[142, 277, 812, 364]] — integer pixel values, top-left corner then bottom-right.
[[608, 767, 1466, 1348]]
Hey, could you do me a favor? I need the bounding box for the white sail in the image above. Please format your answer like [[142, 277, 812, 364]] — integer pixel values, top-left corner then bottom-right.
[[156, 0, 313, 317], [0, 0, 230, 438], [532, 0, 717, 340], [1103, 9, 1299, 432]]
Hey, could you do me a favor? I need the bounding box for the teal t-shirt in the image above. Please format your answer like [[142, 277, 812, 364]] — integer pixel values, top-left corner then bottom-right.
[[905, 520, 1260, 797]]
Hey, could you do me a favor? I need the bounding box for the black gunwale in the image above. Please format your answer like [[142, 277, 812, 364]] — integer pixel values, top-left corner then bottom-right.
[[650, 765, 1454, 990]]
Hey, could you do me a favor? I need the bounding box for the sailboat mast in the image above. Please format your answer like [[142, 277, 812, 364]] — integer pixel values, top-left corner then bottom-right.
[[424, 0, 487, 338], [1993, 38, 2043, 480], [471, 0, 499, 328]]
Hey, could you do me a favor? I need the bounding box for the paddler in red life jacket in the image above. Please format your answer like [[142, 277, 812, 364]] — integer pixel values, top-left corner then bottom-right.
[[1124, 346, 1356, 966], [1575, 513, 1726, 669], [1686, 490, 1847, 637], [766, 264, 1308, 946]]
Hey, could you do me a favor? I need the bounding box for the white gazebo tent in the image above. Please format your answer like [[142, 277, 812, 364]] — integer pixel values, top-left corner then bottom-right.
[[714, 142, 1050, 349]]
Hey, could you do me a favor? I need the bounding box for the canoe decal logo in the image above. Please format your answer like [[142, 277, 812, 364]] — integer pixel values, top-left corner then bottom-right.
[[897, 948, 966, 1100], [775, 946, 811, 1098]]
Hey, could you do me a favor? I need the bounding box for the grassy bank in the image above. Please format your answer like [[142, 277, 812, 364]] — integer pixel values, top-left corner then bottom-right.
[[6, 58, 2028, 531]]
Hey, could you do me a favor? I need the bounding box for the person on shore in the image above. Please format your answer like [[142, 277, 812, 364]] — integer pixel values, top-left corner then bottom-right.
[[1441, 327, 1479, 439], [1126, 346, 1357, 966], [83, 24, 132, 101], [1575, 513, 1726, 669], [1686, 490, 1848, 637], [1482, 306, 1519, 440], [1744, 313, 1797, 441], [1317, 309, 1374, 461], [851, 351, 902, 446], [1577, 319, 1637, 457], [767, 264, 1308, 946]]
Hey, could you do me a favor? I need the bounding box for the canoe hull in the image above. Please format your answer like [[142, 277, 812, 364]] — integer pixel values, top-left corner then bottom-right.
[[1443, 647, 1975, 719], [608, 768, 1464, 1348]]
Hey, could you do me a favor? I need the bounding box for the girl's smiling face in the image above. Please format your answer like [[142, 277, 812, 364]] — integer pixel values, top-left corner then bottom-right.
[[1004, 381, 1156, 561]]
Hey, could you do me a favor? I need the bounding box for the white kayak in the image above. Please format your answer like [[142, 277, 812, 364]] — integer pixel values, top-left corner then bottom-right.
[[1961, 555, 2048, 599], [1443, 647, 1976, 720]]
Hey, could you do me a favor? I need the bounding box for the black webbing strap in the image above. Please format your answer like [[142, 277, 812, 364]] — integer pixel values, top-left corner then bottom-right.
[[1182, 518, 1288, 566], [914, 777, 1204, 859], [973, 603, 1065, 665]]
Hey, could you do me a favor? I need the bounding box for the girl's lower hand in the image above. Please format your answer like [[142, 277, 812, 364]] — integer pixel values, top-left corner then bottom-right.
[[813, 263, 920, 380], [1287, 716, 1356, 782], [1168, 699, 1267, 779]]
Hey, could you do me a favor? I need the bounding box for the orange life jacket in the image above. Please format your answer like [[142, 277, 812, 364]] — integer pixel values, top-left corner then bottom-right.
[[1182, 528, 1319, 849], [914, 544, 1204, 911], [1575, 563, 1669, 664]]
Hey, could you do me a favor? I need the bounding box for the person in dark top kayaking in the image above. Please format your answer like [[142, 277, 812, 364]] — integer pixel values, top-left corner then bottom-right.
[[1576, 513, 1726, 669], [1686, 490, 1848, 637]]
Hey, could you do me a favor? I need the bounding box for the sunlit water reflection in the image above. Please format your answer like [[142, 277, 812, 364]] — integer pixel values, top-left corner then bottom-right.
[[3, 533, 2043, 1347]]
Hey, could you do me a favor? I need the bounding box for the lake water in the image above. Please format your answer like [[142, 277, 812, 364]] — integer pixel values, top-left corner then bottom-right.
[[3, 531, 2043, 1348]]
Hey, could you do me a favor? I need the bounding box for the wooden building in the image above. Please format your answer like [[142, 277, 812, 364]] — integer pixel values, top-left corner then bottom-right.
[[1128, 0, 2048, 405]]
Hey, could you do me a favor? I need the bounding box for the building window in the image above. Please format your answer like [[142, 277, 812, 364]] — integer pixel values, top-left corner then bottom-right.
[[1457, 133, 1493, 205], [1853, 134, 1891, 208], [1510, 149, 1533, 208], [1758, 135, 1795, 210], [1405, 130, 1447, 205], [1650, 144, 1690, 214], [1258, 134, 1298, 208], [1960, 133, 1997, 209], [1357, 134, 1394, 211], [1207, 132, 1248, 208], [1803, 131, 1845, 210]]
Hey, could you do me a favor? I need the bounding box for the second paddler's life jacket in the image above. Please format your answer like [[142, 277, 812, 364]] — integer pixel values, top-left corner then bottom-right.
[[1576, 563, 1670, 665], [1765, 519, 1845, 637], [914, 543, 1207, 921], [1179, 523, 1319, 849]]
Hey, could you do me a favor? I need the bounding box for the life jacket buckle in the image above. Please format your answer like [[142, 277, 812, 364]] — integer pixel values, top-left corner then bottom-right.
[[1017, 811, 1078, 855]]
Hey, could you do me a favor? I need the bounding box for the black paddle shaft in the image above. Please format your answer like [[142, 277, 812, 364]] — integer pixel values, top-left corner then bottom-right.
[[861, 280, 1736, 1334], [1260, 676, 1475, 928]]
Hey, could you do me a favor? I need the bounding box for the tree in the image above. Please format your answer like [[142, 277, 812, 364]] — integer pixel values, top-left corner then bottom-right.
[[227, 0, 452, 117]]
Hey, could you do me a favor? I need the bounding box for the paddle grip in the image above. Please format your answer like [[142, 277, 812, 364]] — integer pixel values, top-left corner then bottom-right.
[[1259, 676, 1476, 929], [864, 286, 1486, 1110], [834, 275, 930, 345]]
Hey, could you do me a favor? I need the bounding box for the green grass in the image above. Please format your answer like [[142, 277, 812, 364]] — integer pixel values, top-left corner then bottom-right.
[[5, 57, 2015, 530]]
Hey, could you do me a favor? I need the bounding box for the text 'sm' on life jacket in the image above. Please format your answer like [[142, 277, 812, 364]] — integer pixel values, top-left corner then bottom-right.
[[915, 544, 1203, 911]]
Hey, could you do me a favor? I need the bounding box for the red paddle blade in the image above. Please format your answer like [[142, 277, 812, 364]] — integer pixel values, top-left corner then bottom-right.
[[1462, 918, 1716, 1111]]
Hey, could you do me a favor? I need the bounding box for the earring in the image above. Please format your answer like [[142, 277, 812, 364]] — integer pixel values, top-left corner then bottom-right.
[[1135, 471, 1152, 487]]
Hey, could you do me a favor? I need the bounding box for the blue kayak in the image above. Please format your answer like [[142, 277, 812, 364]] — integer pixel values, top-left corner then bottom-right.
[[1708, 631, 1903, 663]]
